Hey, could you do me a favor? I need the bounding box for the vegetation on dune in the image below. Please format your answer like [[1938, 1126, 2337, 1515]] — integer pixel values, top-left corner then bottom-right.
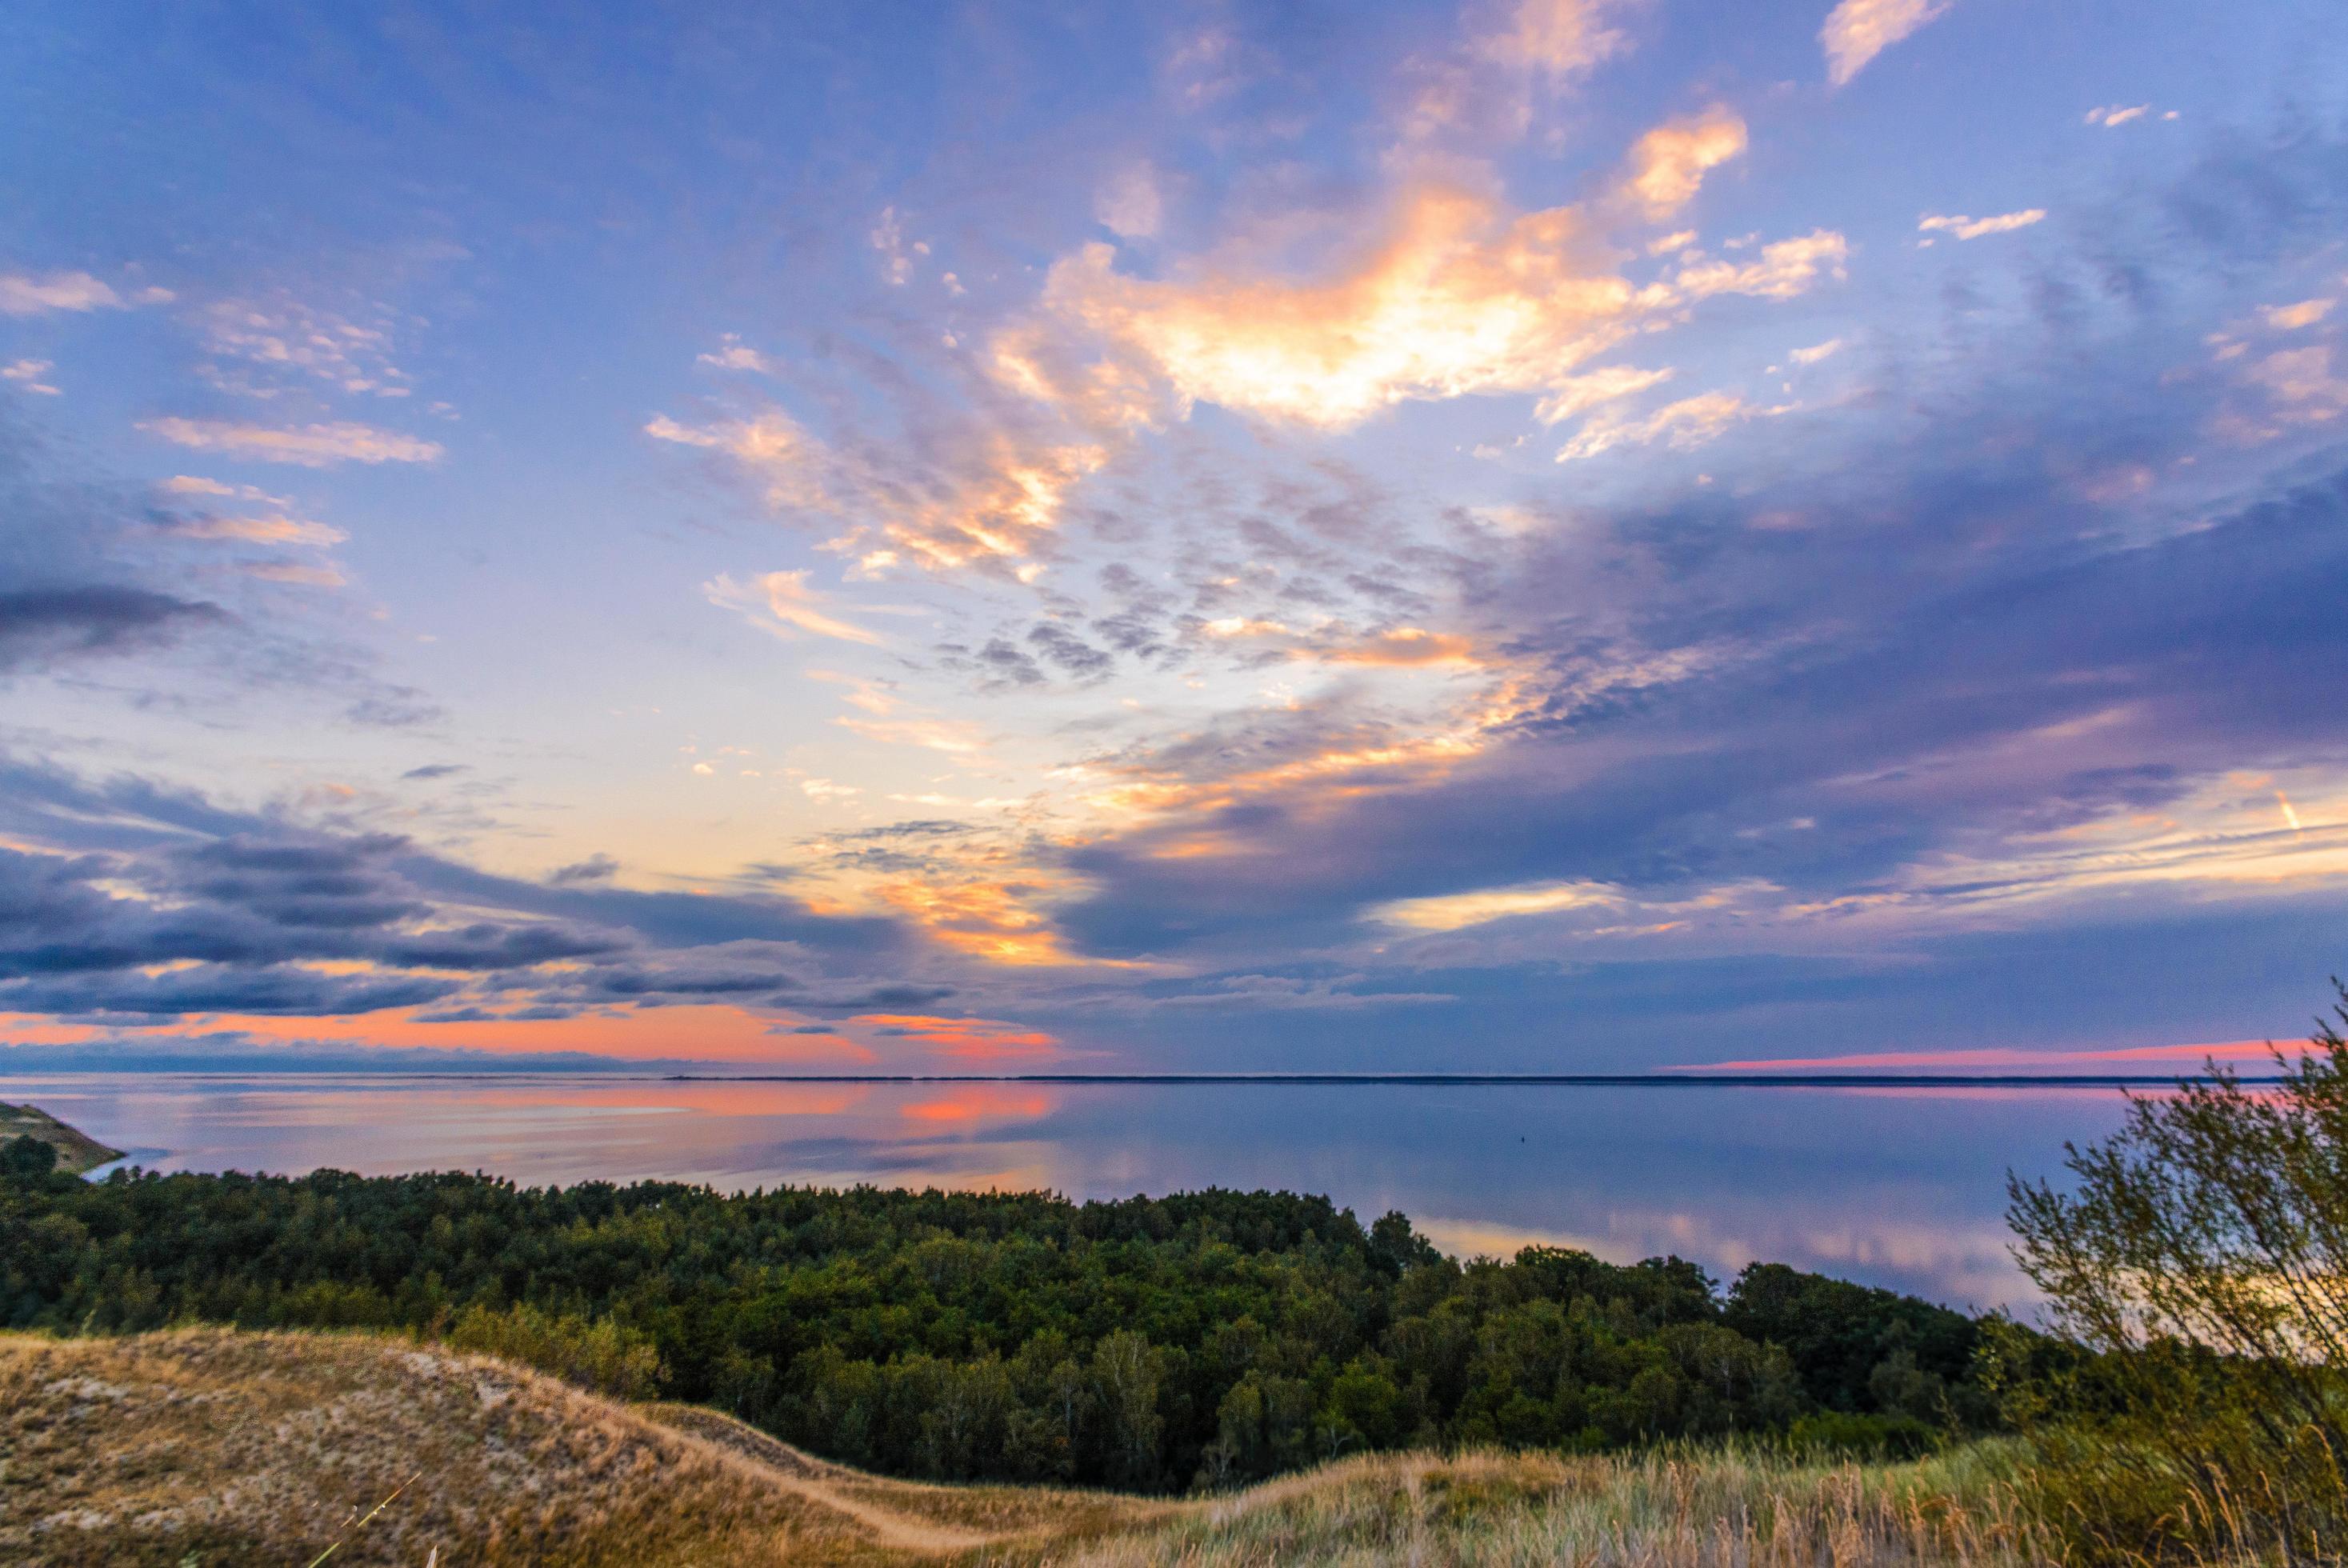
[[0, 1327, 2048, 1568], [1033, 1443, 2057, 1568], [0, 1162, 1996, 1494]]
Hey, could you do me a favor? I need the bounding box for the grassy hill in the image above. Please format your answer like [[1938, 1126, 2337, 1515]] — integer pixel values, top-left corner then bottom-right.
[[0, 1103, 121, 1175], [0, 1329, 2057, 1566]]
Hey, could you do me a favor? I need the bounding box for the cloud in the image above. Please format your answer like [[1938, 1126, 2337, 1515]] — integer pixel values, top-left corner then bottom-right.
[[1821, 0, 1949, 87], [0, 270, 169, 316], [194, 296, 410, 398], [1032, 185, 1843, 433], [1671, 231, 1850, 298], [1095, 164, 1165, 238], [0, 758, 942, 1033], [1484, 0, 1629, 75], [140, 418, 444, 466], [2, 358, 59, 394], [166, 514, 346, 546], [1554, 390, 1779, 462], [850, 1011, 1062, 1061], [1406, 0, 1634, 143], [2084, 105, 2150, 129], [1373, 879, 1621, 931], [2262, 298, 2334, 332], [1789, 338, 1845, 366], [1918, 210, 2046, 241], [1150, 973, 1457, 1009], [245, 560, 348, 589], [0, 587, 226, 672], [1622, 108, 1748, 219], [706, 569, 889, 645], [549, 854, 619, 886], [697, 334, 771, 373], [1533, 365, 1675, 424]]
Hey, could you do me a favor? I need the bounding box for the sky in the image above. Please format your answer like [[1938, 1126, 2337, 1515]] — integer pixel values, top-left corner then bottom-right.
[[2, 0, 2346, 1076]]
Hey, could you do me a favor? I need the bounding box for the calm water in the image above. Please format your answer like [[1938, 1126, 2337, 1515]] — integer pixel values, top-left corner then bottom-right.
[[0, 1074, 2137, 1312]]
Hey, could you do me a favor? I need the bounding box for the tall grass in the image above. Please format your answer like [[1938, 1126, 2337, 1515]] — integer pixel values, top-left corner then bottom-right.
[[1040, 1443, 2063, 1568]]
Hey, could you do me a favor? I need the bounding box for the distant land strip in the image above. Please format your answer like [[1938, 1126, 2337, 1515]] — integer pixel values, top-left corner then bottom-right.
[[656, 1072, 2276, 1087]]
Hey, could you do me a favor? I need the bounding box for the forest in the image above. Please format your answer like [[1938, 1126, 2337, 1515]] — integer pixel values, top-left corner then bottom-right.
[[0, 1158, 1998, 1492]]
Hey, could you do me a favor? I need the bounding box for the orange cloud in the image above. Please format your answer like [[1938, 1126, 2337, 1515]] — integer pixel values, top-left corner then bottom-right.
[[1318, 628, 1481, 667], [647, 406, 1104, 570], [1026, 178, 1842, 434], [67, 1003, 879, 1066], [855, 1013, 1065, 1062], [1622, 108, 1748, 218], [1038, 186, 1642, 428]]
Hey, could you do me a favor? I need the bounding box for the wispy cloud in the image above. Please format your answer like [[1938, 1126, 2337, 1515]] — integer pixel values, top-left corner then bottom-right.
[[0, 270, 171, 316], [705, 569, 890, 646], [2, 358, 59, 394], [140, 418, 444, 466], [1555, 390, 1782, 462], [1918, 209, 2046, 242]]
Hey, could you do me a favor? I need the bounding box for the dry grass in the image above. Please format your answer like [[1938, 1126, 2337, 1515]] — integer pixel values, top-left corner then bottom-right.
[[1006, 1446, 2063, 1568], [0, 1328, 1157, 1566], [0, 1329, 2063, 1567]]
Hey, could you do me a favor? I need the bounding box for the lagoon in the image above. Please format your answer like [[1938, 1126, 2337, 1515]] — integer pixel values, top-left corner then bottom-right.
[[0, 1074, 2137, 1311]]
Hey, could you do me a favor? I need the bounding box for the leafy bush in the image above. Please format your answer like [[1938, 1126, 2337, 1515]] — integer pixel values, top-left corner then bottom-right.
[[2004, 983, 2348, 1563], [446, 1301, 666, 1401]]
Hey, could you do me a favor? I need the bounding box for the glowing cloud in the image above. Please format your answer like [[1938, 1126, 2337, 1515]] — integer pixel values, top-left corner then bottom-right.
[[1622, 108, 1749, 218], [649, 405, 1102, 568], [862, 1014, 1062, 1062], [1041, 189, 1646, 427], [1534, 364, 1675, 424], [1821, 0, 1949, 87], [1032, 186, 1834, 433], [2083, 104, 2149, 128], [1673, 231, 1850, 298], [1556, 390, 1778, 462], [705, 569, 887, 646], [1373, 878, 1621, 931]]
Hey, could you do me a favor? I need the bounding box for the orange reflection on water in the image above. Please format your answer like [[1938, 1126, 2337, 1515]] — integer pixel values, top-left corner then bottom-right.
[[902, 1087, 1058, 1125]]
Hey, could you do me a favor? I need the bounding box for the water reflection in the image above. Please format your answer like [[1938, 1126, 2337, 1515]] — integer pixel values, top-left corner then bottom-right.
[[0, 1075, 2133, 1312]]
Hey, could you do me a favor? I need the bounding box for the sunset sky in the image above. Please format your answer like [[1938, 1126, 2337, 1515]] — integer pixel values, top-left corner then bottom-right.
[[4, 0, 2345, 1074]]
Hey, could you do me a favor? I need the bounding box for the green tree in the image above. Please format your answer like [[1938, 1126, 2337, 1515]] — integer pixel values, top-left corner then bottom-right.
[[1, 1135, 58, 1179]]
